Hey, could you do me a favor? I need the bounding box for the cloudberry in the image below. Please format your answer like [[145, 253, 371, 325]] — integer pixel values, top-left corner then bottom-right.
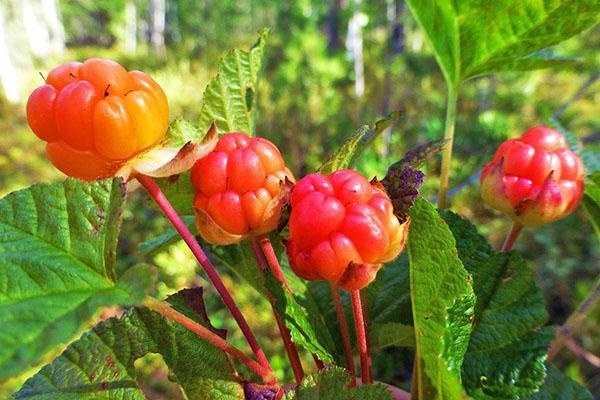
[[481, 125, 585, 227], [191, 132, 294, 245], [27, 58, 169, 181], [285, 169, 409, 291]]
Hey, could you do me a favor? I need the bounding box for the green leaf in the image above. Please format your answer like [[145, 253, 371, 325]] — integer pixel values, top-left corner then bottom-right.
[[283, 367, 393, 400], [582, 172, 600, 239], [0, 179, 154, 383], [155, 172, 195, 219], [210, 241, 268, 297], [138, 215, 195, 254], [407, 0, 600, 86], [198, 29, 269, 135], [407, 198, 475, 399], [264, 272, 335, 363], [370, 322, 415, 351], [522, 364, 593, 400], [318, 113, 399, 174], [405, 0, 460, 86], [163, 117, 204, 148], [16, 289, 241, 399], [440, 210, 554, 398]]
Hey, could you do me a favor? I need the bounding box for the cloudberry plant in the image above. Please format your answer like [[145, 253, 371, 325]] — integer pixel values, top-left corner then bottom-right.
[[26, 58, 169, 181], [480, 125, 585, 227], [285, 169, 409, 291], [191, 132, 294, 245]]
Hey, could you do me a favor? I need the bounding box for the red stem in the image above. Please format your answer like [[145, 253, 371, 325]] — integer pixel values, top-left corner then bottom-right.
[[136, 174, 271, 373], [351, 289, 372, 384], [330, 284, 356, 386], [250, 238, 305, 384], [143, 296, 275, 384], [501, 222, 523, 252]]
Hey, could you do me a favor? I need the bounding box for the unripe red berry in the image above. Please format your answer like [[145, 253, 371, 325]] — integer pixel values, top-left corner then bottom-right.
[[26, 58, 169, 181], [191, 132, 294, 245], [285, 169, 409, 291], [480, 126, 585, 227]]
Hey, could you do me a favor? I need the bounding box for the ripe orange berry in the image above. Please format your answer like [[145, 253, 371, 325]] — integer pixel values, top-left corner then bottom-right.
[[191, 132, 294, 244], [480, 126, 585, 227], [285, 169, 409, 291], [26, 58, 169, 181]]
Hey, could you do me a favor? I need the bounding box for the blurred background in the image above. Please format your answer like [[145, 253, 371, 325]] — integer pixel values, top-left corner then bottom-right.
[[0, 0, 599, 398]]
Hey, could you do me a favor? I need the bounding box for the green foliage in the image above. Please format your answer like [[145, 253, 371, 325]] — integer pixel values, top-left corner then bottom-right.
[[407, 198, 475, 399], [198, 29, 269, 135], [441, 210, 554, 398], [406, 0, 600, 86], [0, 179, 155, 383], [318, 113, 398, 174], [15, 289, 241, 399], [522, 364, 593, 400], [582, 172, 600, 239], [283, 367, 392, 400], [265, 272, 336, 363]]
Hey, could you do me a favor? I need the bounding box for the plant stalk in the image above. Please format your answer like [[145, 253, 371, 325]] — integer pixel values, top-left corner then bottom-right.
[[330, 283, 356, 386], [437, 84, 459, 209], [501, 222, 523, 252], [548, 275, 600, 361], [136, 174, 271, 372], [351, 289, 372, 384], [250, 237, 305, 384], [143, 296, 276, 384]]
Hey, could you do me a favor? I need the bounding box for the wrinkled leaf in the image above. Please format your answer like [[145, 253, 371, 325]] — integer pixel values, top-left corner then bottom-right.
[[16, 289, 241, 399], [521, 364, 593, 400], [0, 179, 154, 383], [283, 367, 393, 400], [407, 198, 475, 399], [441, 210, 554, 398], [198, 29, 269, 135], [406, 0, 600, 86]]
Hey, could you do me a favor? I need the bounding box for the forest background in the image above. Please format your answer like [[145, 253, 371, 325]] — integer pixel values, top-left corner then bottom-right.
[[0, 0, 598, 398]]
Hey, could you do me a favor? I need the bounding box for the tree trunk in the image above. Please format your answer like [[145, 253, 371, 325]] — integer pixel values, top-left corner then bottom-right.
[[124, 0, 137, 54], [0, 4, 22, 102], [149, 0, 166, 59], [345, 1, 366, 98]]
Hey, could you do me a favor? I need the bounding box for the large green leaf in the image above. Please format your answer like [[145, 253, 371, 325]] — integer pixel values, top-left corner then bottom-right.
[[198, 29, 269, 135], [283, 367, 393, 400], [407, 198, 475, 399], [0, 179, 154, 383], [15, 289, 241, 399], [440, 210, 554, 398], [406, 0, 600, 86], [522, 364, 593, 400]]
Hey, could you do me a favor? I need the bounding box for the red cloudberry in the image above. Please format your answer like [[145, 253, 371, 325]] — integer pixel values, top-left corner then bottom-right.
[[480, 125, 585, 227], [26, 58, 169, 181], [191, 132, 294, 245], [285, 169, 409, 291]]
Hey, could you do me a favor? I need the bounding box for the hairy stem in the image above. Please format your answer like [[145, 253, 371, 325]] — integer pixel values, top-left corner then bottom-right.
[[143, 296, 276, 384], [351, 289, 372, 384], [437, 84, 459, 209], [136, 174, 271, 372], [548, 275, 600, 361], [330, 284, 356, 386], [250, 237, 305, 384], [501, 222, 523, 252]]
